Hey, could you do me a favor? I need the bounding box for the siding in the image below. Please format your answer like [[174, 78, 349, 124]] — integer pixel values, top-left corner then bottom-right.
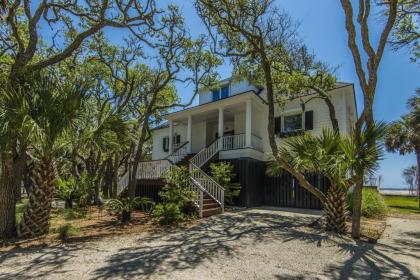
[[198, 80, 258, 105]]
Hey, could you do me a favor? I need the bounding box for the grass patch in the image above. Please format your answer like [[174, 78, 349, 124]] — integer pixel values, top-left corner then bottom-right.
[[383, 195, 420, 215], [15, 199, 28, 224], [50, 224, 80, 240]]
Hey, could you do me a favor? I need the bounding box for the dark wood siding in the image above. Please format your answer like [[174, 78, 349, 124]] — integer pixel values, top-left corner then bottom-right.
[[264, 172, 329, 210], [136, 179, 165, 203], [135, 158, 329, 210], [214, 158, 265, 207]]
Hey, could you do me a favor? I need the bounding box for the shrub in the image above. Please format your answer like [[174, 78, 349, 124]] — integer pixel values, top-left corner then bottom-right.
[[56, 175, 89, 208], [210, 162, 241, 205], [105, 197, 153, 222], [151, 203, 183, 225], [152, 166, 198, 225], [347, 187, 387, 218], [55, 224, 79, 240]]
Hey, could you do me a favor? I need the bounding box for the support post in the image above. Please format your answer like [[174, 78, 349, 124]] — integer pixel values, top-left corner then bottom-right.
[[169, 120, 174, 154], [218, 107, 224, 149], [245, 100, 252, 147], [187, 115, 192, 153]]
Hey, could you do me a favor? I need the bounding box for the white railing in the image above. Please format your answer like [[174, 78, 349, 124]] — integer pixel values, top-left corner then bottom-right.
[[117, 171, 130, 195], [190, 163, 224, 212], [221, 134, 246, 150], [167, 141, 189, 164], [189, 178, 205, 217], [190, 138, 221, 167], [137, 160, 172, 179]]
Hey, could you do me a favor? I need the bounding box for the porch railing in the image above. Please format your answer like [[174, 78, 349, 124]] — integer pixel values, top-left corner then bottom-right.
[[221, 134, 246, 150], [137, 160, 172, 179], [167, 141, 189, 164]]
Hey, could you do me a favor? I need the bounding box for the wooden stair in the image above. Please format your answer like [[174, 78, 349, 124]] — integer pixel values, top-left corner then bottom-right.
[[176, 153, 196, 167], [202, 195, 222, 217]]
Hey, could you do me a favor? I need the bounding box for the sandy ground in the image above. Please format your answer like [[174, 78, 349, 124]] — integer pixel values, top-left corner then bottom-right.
[[0, 208, 419, 280]]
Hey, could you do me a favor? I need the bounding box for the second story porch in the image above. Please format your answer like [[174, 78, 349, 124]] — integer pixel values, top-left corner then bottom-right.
[[152, 90, 268, 162]]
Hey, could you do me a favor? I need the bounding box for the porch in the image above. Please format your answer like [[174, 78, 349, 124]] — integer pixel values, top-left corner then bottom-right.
[[152, 92, 267, 161]]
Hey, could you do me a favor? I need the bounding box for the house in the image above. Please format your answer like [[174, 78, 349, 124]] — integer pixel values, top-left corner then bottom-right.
[[118, 78, 357, 217]]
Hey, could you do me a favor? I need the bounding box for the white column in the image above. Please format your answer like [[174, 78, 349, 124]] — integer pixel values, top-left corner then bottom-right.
[[218, 107, 224, 138], [187, 115, 192, 153], [168, 120, 174, 154], [245, 100, 252, 147]]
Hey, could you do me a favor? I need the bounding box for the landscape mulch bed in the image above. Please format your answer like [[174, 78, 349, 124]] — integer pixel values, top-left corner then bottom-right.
[[0, 207, 198, 252]]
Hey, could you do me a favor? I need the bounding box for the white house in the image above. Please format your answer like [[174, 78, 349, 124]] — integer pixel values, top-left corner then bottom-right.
[[118, 78, 357, 217]]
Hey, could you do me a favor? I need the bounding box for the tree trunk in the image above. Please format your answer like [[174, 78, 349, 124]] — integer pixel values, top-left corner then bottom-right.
[[351, 180, 363, 239], [324, 184, 348, 234], [416, 149, 420, 209], [0, 159, 17, 238], [17, 156, 57, 238]]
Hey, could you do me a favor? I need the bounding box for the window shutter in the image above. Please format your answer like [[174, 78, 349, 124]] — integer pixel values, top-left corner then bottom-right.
[[212, 89, 220, 101], [305, 111, 314, 130], [163, 137, 169, 152], [221, 86, 229, 99], [176, 134, 181, 144], [274, 116, 281, 134]]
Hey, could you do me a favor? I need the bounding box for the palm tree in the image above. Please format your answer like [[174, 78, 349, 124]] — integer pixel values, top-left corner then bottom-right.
[[17, 74, 85, 238], [385, 90, 420, 208], [267, 124, 385, 233]]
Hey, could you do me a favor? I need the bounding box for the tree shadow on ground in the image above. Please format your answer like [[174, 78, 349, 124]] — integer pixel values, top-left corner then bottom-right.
[[92, 209, 338, 279], [93, 209, 418, 280], [0, 243, 85, 279]]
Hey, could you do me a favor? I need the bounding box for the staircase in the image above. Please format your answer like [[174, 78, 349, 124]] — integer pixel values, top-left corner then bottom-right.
[[117, 138, 227, 218]]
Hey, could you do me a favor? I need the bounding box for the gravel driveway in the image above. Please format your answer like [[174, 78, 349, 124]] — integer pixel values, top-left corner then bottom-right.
[[0, 208, 419, 280]]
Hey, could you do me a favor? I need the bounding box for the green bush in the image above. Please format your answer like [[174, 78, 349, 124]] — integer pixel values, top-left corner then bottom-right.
[[105, 197, 153, 222], [210, 162, 241, 205], [347, 187, 387, 218], [152, 166, 198, 225], [56, 175, 89, 208], [151, 203, 183, 225]]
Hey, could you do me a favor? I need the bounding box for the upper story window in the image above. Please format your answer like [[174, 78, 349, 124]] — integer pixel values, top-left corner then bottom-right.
[[274, 111, 314, 138], [212, 85, 230, 101], [283, 114, 302, 132]]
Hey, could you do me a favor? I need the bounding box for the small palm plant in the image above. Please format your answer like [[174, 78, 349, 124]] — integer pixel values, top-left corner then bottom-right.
[[106, 197, 153, 223], [268, 124, 385, 233], [17, 73, 85, 238]]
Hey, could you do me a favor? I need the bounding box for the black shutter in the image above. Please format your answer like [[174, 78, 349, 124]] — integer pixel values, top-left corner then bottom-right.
[[163, 137, 168, 152], [305, 111, 314, 130], [176, 134, 181, 144], [274, 116, 281, 134]]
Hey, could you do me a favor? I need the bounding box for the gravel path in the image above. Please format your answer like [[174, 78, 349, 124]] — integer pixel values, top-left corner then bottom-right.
[[0, 208, 419, 280]]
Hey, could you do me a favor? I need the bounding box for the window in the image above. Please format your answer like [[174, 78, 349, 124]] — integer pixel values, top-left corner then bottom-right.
[[162, 134, 181, 152], [283, 114, 303, 133], [221, 86, 229, 99], [212, 85, 230, 101]]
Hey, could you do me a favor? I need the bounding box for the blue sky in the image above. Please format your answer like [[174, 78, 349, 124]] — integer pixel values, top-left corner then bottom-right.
[[106, 0, 419, 188]]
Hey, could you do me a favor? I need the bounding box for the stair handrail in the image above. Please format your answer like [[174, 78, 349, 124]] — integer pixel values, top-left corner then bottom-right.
[[190, 138, 221, 167], [189, 177, 206, 218], [166, 141, 189, 164], [190, 162, 224, 212]]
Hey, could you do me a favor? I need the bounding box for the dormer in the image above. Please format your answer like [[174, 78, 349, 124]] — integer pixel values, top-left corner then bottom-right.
[[198, 78, 260, 105]]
